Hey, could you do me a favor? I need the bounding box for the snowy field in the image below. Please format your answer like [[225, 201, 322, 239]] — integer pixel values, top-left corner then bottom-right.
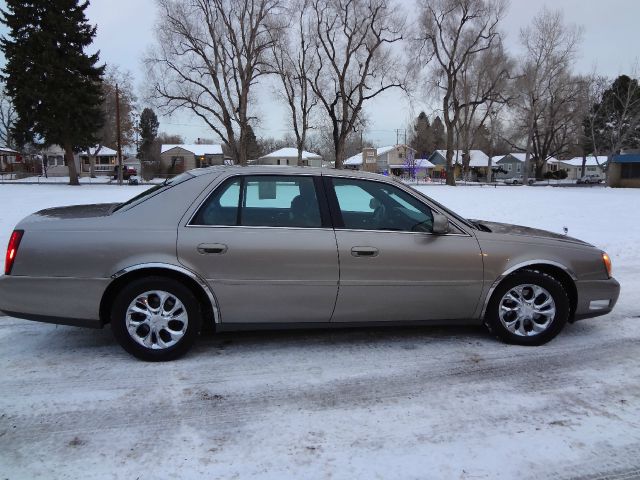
[[1, 183, 640, 479]]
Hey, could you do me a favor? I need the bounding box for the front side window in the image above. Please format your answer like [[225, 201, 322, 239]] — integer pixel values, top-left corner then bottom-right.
[[330, 178, 433, 232], [192, 175, 322, 228]]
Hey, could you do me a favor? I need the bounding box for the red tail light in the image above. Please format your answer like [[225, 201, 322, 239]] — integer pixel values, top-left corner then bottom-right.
[[5, 230, 24, 275]]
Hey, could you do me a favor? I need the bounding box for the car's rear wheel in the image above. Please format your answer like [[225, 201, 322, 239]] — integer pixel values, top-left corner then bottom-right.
[[485, 269, 570, 346], [110, 276, 202, 361]]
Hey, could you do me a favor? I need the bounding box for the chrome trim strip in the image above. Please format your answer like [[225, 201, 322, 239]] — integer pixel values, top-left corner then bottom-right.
[[111, 262, 221, 324], [479, 259, 578, 318]]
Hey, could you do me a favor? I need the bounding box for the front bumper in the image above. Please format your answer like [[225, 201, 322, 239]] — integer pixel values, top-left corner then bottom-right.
[[0, 275, 109, 328], [573, 276, 621, 321]]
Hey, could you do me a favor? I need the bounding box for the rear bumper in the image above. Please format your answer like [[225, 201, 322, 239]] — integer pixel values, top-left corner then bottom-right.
[[0, 275, 109, 328], [573, 276, 620, 321]]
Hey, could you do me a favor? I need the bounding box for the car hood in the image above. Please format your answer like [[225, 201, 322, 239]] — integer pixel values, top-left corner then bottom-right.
[[470, 219, 593, 247]]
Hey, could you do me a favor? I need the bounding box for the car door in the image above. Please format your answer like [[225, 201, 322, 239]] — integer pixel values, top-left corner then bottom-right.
[[177, 174, 339, 324], [325, 176, 484, 323]]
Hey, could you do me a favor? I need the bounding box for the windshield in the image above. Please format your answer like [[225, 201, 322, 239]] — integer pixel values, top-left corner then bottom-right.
[[112, 172, 195, 212]]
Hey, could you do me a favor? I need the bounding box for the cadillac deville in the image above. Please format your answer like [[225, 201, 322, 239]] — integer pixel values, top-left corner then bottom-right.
[[0, 167, 620, 360]]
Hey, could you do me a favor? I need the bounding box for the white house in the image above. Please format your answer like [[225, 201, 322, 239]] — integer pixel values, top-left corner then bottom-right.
[[79, 146, 118, 175], [160, 144, 227, 173], [427, 149, 490, 180], [257, 147, 323, 167], [546, 156, 608, 180], [344, 145, 416, 173]]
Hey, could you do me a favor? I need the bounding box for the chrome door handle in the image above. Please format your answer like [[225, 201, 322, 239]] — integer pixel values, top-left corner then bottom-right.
[[197, 243, 227, 254], [351, 246, 379, 257]]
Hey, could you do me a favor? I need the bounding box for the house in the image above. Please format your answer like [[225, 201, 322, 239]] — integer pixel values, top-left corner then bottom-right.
[[0, 147, 20, 172], [160, 144, 226, 173], [492, 153, 536, 179], [427, 150, 490, 180], [608, 153, 640, 188], [388, 158, 435, 178], [257, 147, 322, 167], [546, 156, 607, 180], [344, 144, 415, 173], [40, 145, 72, 176], [79, 147, 118, 175]]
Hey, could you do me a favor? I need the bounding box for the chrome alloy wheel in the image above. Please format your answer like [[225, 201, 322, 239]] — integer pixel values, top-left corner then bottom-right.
[[498, 284, 556, 337], [125, 290, 189, 349]]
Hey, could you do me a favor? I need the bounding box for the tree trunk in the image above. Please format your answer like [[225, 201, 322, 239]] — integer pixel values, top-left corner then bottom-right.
[[335, 138, 345, 170], [445, 128, 456, 186], [90, 155, 96, 178], [64, 143, 80, 186], [581, 153, 586, 178]]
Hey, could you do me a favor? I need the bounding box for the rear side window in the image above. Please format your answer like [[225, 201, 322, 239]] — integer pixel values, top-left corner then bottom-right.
[[191, 175, 322, 228], [191, 178, 240, 226]]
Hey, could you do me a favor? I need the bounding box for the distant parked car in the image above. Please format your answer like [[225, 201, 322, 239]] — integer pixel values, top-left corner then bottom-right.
[[504, 175, 534, 186], [577, 174, 603, 184], [113, 165, 137, 180], [0, 167, 620, 361]]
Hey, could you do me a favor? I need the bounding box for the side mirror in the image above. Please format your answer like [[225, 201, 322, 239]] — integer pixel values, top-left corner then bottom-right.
[[432, 213, 450, 234]]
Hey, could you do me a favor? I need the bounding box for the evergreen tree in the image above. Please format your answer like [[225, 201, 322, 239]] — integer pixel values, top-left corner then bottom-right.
[[584, 75, 640, 156], [409, 112, 433, 159], [431, 116, 446, 151], [245, 124, 261, 161], [1, 0, 104, 185], [138, 108, 159, 161]]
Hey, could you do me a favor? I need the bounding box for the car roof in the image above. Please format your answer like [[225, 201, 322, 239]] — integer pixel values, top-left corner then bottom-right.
[[189, 165, 390, 181]]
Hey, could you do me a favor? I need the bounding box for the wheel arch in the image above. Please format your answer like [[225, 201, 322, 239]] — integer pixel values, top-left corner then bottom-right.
[[100, 263, 220, 329], [481, 260, 578, 321]]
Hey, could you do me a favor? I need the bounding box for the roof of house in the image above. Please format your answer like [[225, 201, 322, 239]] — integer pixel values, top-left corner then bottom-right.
[[260, 147, 322, 160], [0, 146, 19, 154], [389, 159, 435, 169], [548, 156, 607, 167], [495, 153, 528, 163], [344, 145, 415, 166], [612, 154, 640, 163], [161, 144, 223, 155], [79, 146, 118, 157], [432, 150, 490, 167]]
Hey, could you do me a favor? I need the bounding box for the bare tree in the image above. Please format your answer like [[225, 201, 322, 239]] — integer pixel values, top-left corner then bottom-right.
[[270, 0, 317, 164], [147, 0, 283, 166], [89, 67, 137, 177], [455, 40, 512, 179], [417, 0, 506, 186], [307, 0, 406, 168], [0, 86, 16, 149], [517, 8, 582, 181]]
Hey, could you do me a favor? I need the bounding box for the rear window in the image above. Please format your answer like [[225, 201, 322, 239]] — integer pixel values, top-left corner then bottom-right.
[[112, 173, 195, 212]]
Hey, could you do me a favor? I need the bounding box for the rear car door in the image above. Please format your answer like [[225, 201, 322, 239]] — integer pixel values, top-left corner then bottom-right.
[[325, 176, 484, 323], [177, 174, 339, 324]]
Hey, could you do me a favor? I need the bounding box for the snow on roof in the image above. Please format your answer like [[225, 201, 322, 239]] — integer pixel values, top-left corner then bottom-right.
[[434, 150, 490, 167], [161, 144, 223, 155], [389, 159, 435, 169], [80, 146, 118, 156], [344, 145, 415, 165], [260, 148, 322, 160], [0, 146, 19, 154], [548, 156, 608, 167]]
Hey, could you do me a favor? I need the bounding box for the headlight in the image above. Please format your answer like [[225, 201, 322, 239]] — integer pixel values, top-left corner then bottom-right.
[[602, 252, 612, 278]]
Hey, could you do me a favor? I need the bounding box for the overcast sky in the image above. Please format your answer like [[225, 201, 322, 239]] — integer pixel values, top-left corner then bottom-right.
[[2, 0, 639, 147]]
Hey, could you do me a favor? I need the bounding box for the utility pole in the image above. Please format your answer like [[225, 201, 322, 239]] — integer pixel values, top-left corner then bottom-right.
[[116, 83, 123, 185]]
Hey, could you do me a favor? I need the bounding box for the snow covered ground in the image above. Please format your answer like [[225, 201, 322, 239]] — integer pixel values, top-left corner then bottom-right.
[[1, 183, 639, 479]]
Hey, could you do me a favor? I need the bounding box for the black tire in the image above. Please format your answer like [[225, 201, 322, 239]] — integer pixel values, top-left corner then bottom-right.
[[484, 269, 570, 346], [110, 276, 202, 361]]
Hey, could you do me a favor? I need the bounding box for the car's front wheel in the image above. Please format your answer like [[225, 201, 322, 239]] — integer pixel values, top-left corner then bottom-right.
[[110, 276, 202, 361], [485, 269, 570, 346]]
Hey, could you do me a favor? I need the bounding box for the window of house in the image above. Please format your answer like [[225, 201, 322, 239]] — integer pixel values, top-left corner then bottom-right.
[[331, 178, 434, 232], [516, 164, 521, 173], [191, 176, 321, 228], [621, 163, 640, 179], [506, 164, 512, 171], [587, 166, 596, 172], [47, 155, 64, 167]]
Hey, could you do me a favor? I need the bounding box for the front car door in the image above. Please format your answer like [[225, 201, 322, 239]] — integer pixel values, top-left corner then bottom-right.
[[325, 175, 484, 323], [177, 173, 339, 324]]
